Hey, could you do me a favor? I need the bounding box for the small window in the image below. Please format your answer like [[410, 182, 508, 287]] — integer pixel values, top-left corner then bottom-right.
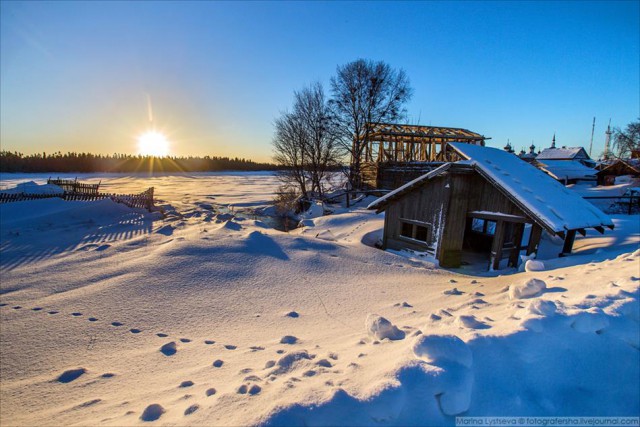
[[469, 218, 496, 236], [486, 221, 496, 235], [401, 222, 413, 238], [399, 220, 431, 245], [471, 218, 484, 233], [415, 225, 428, 242]]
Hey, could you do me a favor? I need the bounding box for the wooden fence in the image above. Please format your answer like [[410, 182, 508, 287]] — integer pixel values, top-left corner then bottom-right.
[[583, 194, 640, 215], [47, 178, 101, 194], [0, 187, 155, 211]]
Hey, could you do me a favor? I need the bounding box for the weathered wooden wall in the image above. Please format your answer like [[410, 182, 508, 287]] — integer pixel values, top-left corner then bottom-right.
[[383, 174, 450, 254], [382, 169, 530, 267]]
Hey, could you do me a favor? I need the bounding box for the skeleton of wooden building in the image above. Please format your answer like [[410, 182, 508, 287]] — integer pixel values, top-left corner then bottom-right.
[[359, 123, 489, 189], [368, 143, 614, 270]]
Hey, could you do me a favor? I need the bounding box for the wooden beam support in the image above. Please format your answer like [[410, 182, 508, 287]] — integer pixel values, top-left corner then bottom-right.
[[577, 228, 587, 237], [490, 220, 506, 271], [526, 224, 543, 255], [594, 226, 605, 234], [509, 223, 525, 268], [560, 229, 577, 256]]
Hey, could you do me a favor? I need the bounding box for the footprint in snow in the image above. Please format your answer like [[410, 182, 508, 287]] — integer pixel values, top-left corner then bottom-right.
[[71, 312, 83, 317], [180, 338, 191, 343], [140, 404, 165, 422], [179, 380, 194, 388], [212, 359, 224, 367], [156, 333, 168, 338], [160, 342, 177, 356], [184, 404, 199, 416], [12, 306, 22, 310], [444, 288, 464, 295], [394, 302, 413, 308], [130, 329, 142, 334], [56, 368, 87, 383], [48, 311, 59, 315], [32, 307, 43, 311], [316, 359, 332, 368], [285, 311, 299, 318], [101, 373, 116, 378], [280, 335, 298, 344], [111, 322, 123, 327], [237, 384, 261, 395], [204, 340, 215, 345], [205, 388, 217, 397], [224, 344, 237, 350], [249, 346, 265, 351], [0, 303, 7, 307]]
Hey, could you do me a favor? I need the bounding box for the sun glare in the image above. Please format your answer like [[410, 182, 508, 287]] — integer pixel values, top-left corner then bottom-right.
[[137, 130, 170, 157]]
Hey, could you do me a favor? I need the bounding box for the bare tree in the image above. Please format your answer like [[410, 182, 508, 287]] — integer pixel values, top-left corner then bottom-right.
[[293, 83, 341, 197], [329, 59, 412, 190], [272, 110, 309, 199], [613, 118, 640, 158], [272, 83, 341, 201]]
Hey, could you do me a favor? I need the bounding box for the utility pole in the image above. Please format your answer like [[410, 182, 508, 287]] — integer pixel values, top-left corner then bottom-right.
[[589, 117, 596, 157]]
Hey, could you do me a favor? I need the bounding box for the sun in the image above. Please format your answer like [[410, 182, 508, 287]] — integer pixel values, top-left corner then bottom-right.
[[137, 130, 170, 157]]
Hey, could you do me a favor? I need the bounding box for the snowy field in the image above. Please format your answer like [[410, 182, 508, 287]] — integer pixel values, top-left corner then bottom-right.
[[1, 172, 639, 426]]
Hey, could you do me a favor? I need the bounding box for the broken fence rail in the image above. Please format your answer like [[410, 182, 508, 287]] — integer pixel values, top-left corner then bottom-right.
[[47, 178, 101, 194], [583, 194, 640, 215], [0, 187, 155, 211]]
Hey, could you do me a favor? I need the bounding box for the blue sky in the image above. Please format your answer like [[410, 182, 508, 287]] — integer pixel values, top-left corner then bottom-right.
[[1, 1, 638, 162]]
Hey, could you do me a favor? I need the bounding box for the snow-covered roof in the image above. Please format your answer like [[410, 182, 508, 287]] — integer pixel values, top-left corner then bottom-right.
[[449, 143, 613, 233], [536, 147, 588, 160], [596, 159, 640, 175], [369, 145, 614, 234], [536, 160, 597, 181]]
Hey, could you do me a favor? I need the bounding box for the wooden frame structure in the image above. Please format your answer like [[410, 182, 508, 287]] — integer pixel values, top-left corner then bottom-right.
[[361, 122, 488, 163], [359, 123, 488, 188]]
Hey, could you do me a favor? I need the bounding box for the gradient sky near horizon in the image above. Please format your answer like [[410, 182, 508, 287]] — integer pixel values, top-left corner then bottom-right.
[[1, 1, 638, 163]]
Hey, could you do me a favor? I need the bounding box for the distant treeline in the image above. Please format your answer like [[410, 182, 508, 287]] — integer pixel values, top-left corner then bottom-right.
[[0, 151, 280, 173]]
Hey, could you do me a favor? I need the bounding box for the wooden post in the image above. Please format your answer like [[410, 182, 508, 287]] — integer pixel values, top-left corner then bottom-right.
[[560, 229, 576, 256], [526, 224, 542, 255], [508, 223, 525, 267], [490, 220, 505, 270]]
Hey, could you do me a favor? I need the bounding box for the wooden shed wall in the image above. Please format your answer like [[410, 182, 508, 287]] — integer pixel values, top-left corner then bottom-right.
[[383, 175, 450, 253], [382, 170, 530, 267]]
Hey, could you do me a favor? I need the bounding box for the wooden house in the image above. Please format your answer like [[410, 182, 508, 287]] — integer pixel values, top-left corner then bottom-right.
[[596, 160, 640, 186], [536, 146, 596, 168], [535, 159, 597, 184], [368, 143, 614, 270]]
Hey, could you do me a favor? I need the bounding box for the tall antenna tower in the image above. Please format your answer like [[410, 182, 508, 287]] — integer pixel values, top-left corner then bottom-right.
[[588, 117, 596, 157], [604, 118, 612, 159]]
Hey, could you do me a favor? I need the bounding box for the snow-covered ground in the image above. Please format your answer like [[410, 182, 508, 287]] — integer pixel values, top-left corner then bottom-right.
[[0, 173, 638, 426]]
